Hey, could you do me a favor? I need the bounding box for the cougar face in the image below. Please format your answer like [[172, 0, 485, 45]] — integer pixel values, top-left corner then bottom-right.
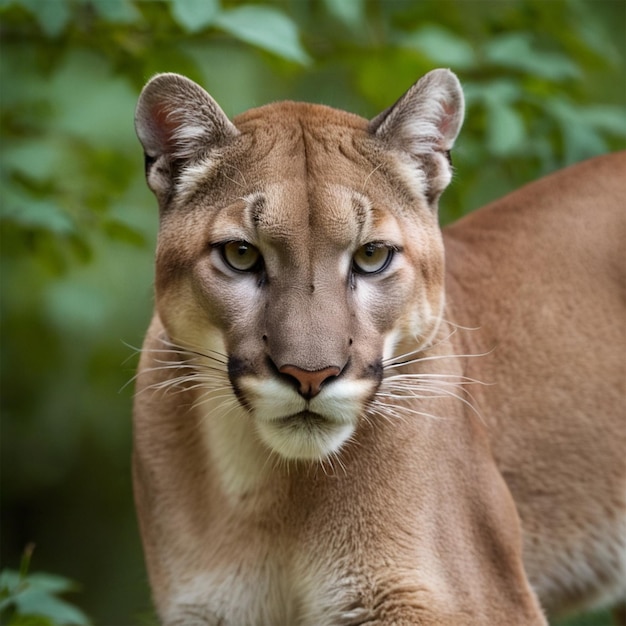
[[150, 103, 447, 460]]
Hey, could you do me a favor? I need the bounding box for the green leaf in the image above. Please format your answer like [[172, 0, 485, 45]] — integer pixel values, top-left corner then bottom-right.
[[90, 0, 141, 24], [484, 33, 580, 81], [3, 142, 61, 183], [547, 98, 609, 163], [485, 100, 526, 156], [398, 25, 476, 70], [578, 105, 626, 136], [322, 0, 365, 28], [0, 565, 88, 625], [447, 78, 522, 119], [17, 0, 70, 37], [18, 574, 77, 596], [170, 0, 219, 33], [14, 588, 90, 625], [214, 6, 310, 65], [0, 570, 21, 595], [1, 194, 76, 236]]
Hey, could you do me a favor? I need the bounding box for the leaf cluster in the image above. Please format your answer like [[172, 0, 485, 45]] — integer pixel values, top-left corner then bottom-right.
[[0, 547, 91, 626]]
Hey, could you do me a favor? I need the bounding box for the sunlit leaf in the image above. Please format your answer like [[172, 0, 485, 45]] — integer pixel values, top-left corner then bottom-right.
[[214, 6, 311, 65], [1, 195, 76, 236], [0, 566, 89, 626], [579, 105, 626, 136], [0, 570, 21, 596], [17, 573, 77, 595], [485, 100, 526, 156], [16, 0, 70, 37], [170, 0, 219, 32], [14, 588, 90, 625], [398, 25, 476, 69], [322, 0, 365, 28], [90, 0, 141, 24]]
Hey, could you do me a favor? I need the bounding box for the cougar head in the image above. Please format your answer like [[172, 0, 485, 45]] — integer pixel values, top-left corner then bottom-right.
[[135, 69, 464, 461]]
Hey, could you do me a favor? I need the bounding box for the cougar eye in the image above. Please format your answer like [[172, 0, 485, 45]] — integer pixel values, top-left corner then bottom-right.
[[352, 243, 394, 274], [221, 241, 262, 272]]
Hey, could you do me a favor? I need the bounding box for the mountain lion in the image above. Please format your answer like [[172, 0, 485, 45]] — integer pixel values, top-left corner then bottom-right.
[[133, 69, 625, 625]]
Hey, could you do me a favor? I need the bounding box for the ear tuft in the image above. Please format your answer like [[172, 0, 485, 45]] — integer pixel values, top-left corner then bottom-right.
[[369, 68, 464, 155], [135, 73, 239, 162]]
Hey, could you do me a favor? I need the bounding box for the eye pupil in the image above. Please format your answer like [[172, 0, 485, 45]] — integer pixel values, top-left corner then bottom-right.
[[221, 241, 261, 272], [352, 243, 394, 275]]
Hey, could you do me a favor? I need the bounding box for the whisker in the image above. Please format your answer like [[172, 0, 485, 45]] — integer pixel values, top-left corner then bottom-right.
[[194, 396, 242, 430], [155, 334, 229, 363], [383, 349, 492, 370], [368, 400, 444, 422], [383, 324, 461, 366], [384, 373, 488, 386]]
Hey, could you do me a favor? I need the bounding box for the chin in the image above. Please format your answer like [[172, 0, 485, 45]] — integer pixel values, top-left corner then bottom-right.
[[255, 411, 355, 461]]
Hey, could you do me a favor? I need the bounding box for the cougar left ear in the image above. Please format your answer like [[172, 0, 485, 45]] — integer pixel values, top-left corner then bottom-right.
[[369, 69, 464, 202], [135, 73, 239, 198]]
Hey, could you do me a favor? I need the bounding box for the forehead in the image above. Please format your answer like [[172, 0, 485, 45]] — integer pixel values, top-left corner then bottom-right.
[[174, 101, 421, 256], [233, 101, 374, 188], [210, 103, 399, 244]]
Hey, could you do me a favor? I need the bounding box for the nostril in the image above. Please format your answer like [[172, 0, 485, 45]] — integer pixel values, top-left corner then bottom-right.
[[278, 364, 341, 399]]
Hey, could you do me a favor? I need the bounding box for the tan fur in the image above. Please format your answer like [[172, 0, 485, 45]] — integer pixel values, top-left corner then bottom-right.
[[133, 70, 625, 625]]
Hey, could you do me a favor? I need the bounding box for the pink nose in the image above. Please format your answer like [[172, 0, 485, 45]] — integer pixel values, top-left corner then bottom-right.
[[278, 364, 341, 399]]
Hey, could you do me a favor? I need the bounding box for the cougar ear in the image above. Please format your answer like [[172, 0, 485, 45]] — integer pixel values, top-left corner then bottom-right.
[[135, 73, 239, 198], [369, 69, 464, 202]]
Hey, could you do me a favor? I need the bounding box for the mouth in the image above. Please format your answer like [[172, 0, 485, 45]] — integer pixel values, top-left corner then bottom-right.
[[256, 409, 355, 461], [277, 410, 328, 427]]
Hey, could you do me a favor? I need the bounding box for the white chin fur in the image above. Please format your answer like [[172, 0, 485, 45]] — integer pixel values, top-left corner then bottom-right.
[[256, 417, 355, 461], [242, 377, 369, 460]]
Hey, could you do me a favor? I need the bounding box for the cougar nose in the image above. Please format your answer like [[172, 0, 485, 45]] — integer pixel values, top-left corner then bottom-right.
[[278, 364, 341, 399]]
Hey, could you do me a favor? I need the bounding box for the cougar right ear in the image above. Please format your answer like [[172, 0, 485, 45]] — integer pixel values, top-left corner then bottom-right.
[[135, 73, 239, 198], [369, 69, 464, 205]]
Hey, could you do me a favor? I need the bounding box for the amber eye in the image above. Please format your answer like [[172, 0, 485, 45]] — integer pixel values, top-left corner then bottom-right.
[[352, 243, 394, 274], [221, 241, 262, 272]]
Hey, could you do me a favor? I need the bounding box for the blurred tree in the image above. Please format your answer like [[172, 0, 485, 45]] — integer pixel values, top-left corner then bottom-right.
[[0, 0, 624, 623]]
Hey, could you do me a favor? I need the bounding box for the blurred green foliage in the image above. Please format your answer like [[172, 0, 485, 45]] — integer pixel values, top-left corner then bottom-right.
[[0, 0, 624, 624], [1, 546, 91, 625]]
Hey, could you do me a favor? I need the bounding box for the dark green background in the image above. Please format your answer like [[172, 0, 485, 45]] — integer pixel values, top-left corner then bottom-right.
[[1, 0, 624, 623]]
